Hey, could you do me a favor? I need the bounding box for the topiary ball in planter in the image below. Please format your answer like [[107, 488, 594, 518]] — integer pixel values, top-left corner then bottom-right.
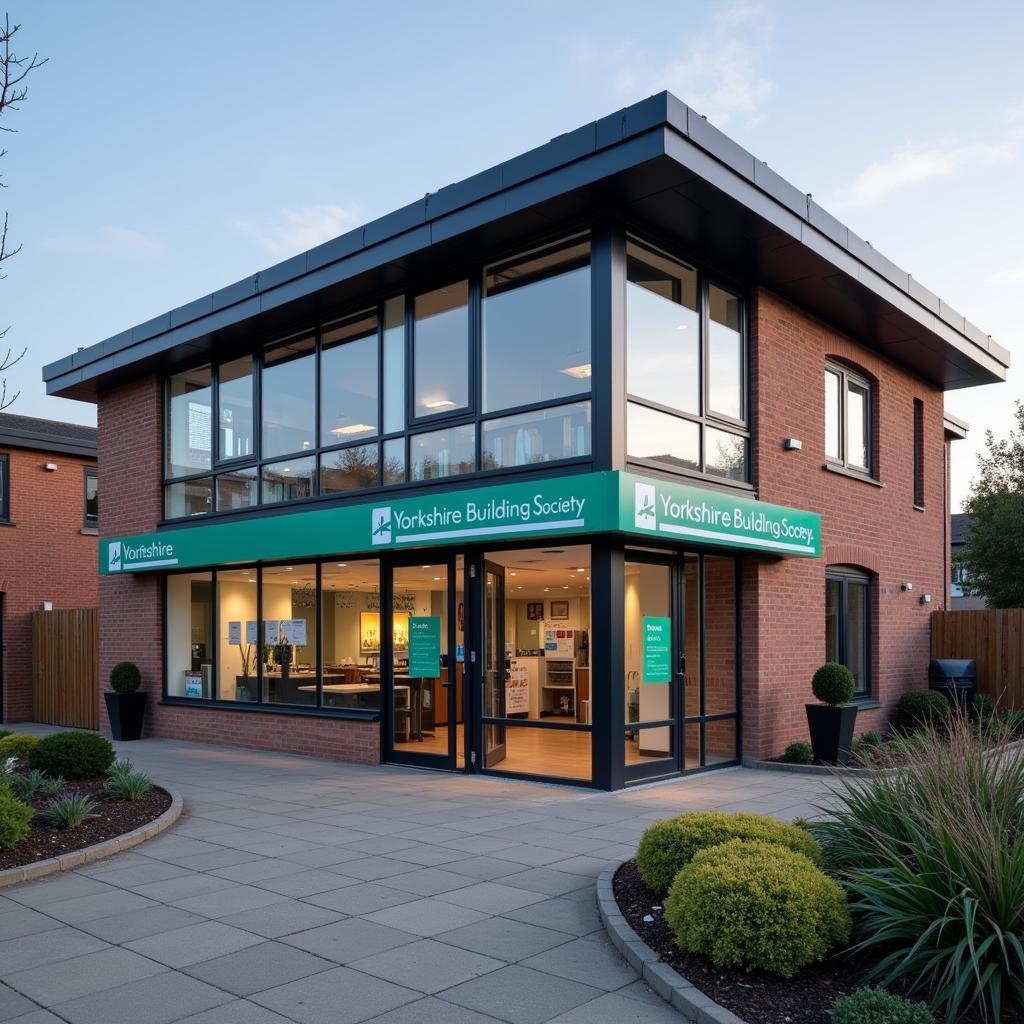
[[105, 661, 147, 741], [109, 661, 142, 694], [812, 662, 856, 706]]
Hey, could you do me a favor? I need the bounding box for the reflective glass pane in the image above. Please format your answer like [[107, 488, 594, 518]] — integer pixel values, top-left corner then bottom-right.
[[626, 726, 674, 766], [321, 311, 378, 445], [217, 567, 258, 702], [481, 402, 591, 470], [218, 358, 254, 461], [166, 367, 211, 477], [321, 560, 381, 711], [216, 466, 258, 511], [85, 471, 98, 525], [383, 296, 406, 434], [825, 369, 841, 460], [263, 332, 315, 458], [263, 564, 317, 706], [261, 456, 315, 503], [414, 282, 468, 417], [847, 580, 869, 695], [320, 444, 378, 494], [847, 382, 869, 469], [708, 285, 742, 420], [626, 241, 699, 414], [624, 561, 672, 743], [482, 238, 591, 412], [165, 477, 212, 518], [627, 402, 699, 471], [166, 572, 213, 698], [704, 427, 746, 481], [410, 425, 475, 481], [383, 437, 405, 485], [825, 579, 840, 663]]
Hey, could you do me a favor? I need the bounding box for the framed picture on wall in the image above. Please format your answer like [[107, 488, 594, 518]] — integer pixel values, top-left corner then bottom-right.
[[550, 600, 569, 619], [526, 602, 544, 621]]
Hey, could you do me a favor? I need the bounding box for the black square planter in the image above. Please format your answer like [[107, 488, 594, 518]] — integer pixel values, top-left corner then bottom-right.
[[104, 692, 148, 741], [805, 703, 858, 766]]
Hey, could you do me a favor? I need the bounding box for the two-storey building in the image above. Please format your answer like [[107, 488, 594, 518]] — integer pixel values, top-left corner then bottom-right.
[[42, 94, 1007, 788]]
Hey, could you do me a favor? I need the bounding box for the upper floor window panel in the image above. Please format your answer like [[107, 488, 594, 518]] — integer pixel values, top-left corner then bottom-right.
[[825, 361, 872, 474], [482, 237, 591, 414], [263, 331, 315, 459], [218, 357, 254, 462], [84, 467, 99, 527], [414, 282, 469, 419], [708, 285, 743, 421], [0, 453, 9, 522], [320, 310, 378, 446], [167, 366, 212, 478]]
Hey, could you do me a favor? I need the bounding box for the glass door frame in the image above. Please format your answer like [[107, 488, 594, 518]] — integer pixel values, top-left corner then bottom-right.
[[382, 550, 463, 771]]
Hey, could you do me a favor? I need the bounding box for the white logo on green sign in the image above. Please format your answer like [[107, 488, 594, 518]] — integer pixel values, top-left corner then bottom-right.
[[371, 507, 392, 545], [108, 541, 122, 572], [634, 483, 656, 531]]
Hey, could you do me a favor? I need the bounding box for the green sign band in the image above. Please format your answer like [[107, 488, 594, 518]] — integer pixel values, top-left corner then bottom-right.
[[100, 470, 820, 574], [642, 616, 672, 683]]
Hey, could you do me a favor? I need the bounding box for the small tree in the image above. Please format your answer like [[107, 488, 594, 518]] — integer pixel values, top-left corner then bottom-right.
[[957, 400, 1024, 608]]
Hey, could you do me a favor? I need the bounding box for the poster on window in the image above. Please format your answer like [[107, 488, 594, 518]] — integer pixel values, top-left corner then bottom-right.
[[506, 661, 530, 714], [227, 620, 242, 645], [543, 626, 575, 658], [265, 620, 280, 645], [245, 621, 258, 644], [280, 619, 308, 646]]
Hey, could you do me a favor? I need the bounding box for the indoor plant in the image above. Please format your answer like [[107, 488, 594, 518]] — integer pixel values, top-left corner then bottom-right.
[[805, 661, 858, 765], [104, 661, 147, 741]]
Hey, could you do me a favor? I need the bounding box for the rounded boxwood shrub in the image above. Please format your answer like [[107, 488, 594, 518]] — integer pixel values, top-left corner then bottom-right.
[[664, 838, 850, 977], [109, 661, 141, 694], [892, 690, 950, 734], [0, 734, 38, 761], [29, 731, 115, 779], [831, 987, 935, 1024], [636, 810, 824, 895], [812, 662, 855, 705], [0, 788, 34, 849], [782, 740, 814, 765]]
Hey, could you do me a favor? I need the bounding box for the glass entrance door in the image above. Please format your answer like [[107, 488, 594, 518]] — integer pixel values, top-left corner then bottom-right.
[[385, 557, 464, 770], [481, 561, 507, 768]]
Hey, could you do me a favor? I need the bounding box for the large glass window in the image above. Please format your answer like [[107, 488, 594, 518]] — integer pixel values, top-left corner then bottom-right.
[[320, 311, 378, 446], [216, 567, 258, 702], [482, 403, 591, 470], [263, 564, 318, 706], [826, 567, 872, 698], [382, 297, 406, 435], [166, 572, 213, 698], [321, 560, 382, 711], [708, 285, 743, 420], [410, 425, 475, 481], [165, 477, 212, 518], [628, 404, 699, 471], [320, 444, 378, 494], [263, 331, 315, 458], [825, 361, 873, 474], [414, 282, 469, 418], [482, 237, 591, 413], [262, 457, 316, 504], [217, 357, 254, 462], [166, 367, 212, 478], [216, 466, 258, 511]]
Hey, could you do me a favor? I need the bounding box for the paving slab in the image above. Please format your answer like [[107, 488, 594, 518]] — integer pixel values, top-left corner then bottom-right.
[[184, 940, 335, 995], [0, 928, 109, 974], [434, 916, 573, 962], [51, 971, 231, 1024], [124, 920, 264, 968], [282, 918, 417, 964], [348, 938, 503, 994], [362, 896, 489, 937], [5, 947, 166, 1006], [218, 900, 345, 939]]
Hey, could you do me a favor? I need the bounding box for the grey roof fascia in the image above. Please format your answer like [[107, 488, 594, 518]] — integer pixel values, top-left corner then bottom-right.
[[0, 426, 96, 458]]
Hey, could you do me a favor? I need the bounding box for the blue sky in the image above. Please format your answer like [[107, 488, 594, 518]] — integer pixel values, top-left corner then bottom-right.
[[3, 0, 1022, 507]]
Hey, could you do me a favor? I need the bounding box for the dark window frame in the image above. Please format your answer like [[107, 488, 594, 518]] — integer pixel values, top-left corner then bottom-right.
[[0, 453, 9, 522], [825, 566, 872, 699], [825, 360, 874, 476], [913, 398, 925, 509], [83, 466, 98, 527]]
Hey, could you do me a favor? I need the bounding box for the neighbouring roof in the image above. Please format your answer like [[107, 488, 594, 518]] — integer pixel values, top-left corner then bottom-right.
[[951, 512, 972, 546], [944, 412, 969, 440], [42, 91, 1010, 401], [0, 411, 97, 458]]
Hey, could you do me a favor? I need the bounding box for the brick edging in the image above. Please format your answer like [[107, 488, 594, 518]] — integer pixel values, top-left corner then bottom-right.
[[596, 865, 747, 1024], [0, 788, 184, 889]]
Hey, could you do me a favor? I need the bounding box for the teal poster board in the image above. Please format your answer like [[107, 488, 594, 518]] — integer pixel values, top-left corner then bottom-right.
[[642, 616, 671, 683], [409, 616, 441, 678]]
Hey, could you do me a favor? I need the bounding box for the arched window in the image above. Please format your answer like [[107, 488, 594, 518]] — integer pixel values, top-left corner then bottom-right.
[[825, 566, 871, 698]]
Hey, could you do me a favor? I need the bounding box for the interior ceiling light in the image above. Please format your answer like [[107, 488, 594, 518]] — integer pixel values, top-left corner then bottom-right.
[[560, 363, 591, 379], [424, 399, 456, 409], [331, 423, 375, 435]]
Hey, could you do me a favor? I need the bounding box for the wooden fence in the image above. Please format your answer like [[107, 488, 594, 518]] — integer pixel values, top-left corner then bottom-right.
[[32, 608, 99, 730], [930, 609, 1024, 709]]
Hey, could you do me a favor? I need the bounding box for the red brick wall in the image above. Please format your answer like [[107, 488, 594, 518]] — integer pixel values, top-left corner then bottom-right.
[[0, 447, 98, 722], [96, 375, 381, 763], [745, 288, 946, 759]]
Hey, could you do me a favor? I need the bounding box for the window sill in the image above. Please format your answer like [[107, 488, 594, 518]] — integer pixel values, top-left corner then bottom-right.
[[852, 698, 881, 711], [822, 463, 885, 489], [913, 504, 926, 513], [159, 696, 381, 722], [80, 527, 99, 536], [0, 519, 13, 528]]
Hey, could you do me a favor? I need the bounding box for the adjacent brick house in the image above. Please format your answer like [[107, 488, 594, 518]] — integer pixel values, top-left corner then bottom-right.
[[42, 93, 1006, 787], [0, 413, 98, 722]]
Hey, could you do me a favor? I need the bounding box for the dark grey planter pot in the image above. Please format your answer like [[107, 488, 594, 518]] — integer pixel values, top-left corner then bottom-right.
[[805, 703, 858, 766], [104, 692, 148, 741]]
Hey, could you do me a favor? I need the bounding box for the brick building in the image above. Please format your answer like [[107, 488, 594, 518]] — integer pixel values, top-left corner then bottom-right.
[[42, 93, 1007, 788], [0, 413, 98, 722]]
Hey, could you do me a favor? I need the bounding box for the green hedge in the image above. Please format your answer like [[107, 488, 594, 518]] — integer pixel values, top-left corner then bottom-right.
[[831, 988, 935, 1024], [0, 788, 33, 849], [0, 734, 38, 761], [29, 732, 114, 779], [892, 690, 949, 734]]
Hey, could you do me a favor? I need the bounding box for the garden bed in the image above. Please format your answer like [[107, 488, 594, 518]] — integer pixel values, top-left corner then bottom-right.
[[0, 774, 171, 871], [613, 858, 1002, 1024]]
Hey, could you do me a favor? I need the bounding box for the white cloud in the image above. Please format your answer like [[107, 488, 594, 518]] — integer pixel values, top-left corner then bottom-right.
[[572, 2, 774, 128], [45, 225, 163, 258], [231, 203, 361, 261]]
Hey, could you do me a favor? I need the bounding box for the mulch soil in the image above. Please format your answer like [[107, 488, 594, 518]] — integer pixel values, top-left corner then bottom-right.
[[0, 775, 171, 870], [614, 859, 1015, 1024]]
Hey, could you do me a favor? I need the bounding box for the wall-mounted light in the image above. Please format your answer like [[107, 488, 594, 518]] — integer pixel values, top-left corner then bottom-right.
[[41, 601, 53, 612], [920, 593, 932, 605], [43, 463, 58, 472], [783, 438, 803, 451], [901, 582, 914, 592]]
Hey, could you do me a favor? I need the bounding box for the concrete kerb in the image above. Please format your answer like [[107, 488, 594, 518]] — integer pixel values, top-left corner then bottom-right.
[[0, 787, 183, 889], [596, 865, 747, 1024]]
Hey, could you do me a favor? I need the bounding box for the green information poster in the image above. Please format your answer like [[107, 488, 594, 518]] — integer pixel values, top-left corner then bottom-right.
[[408, 616, 442, 678], [642, 616, 672, 683]]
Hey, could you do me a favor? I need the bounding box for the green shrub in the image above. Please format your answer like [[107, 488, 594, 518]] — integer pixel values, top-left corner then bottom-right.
[[29, 732, 114, 779], [0, 788, 33, 849], [812, 661, 855, 705], [892, 690, 950, 734], [41, 792, 98, 828], [0, 729, 12, 741], [831, 988, 935, 1024], [105, 770, 152, 801], [811, 714, 1024, 1021], [782, 741, 814, 764], [9, 769, 65, 801], [109, 661, 141, 694], [972, 692, 996, 719], [0, 734, 38, 761], [636, 810, 823, 895], [664, 838, 850, 978], [1002, 707, 1024, 739], [857, 730, 882, 748]]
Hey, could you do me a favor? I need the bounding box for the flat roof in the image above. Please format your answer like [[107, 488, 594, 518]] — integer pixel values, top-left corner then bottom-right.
[[0, 411, 97, 458], [43, 91, 1009, 400]]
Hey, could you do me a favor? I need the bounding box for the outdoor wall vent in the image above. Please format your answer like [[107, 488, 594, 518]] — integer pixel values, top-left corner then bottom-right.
[[783, 438, 802, 451]]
